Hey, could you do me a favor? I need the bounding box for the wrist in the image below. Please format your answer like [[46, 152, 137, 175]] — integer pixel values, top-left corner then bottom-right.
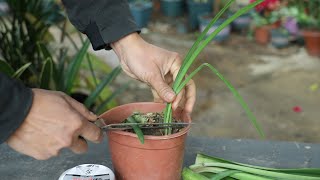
[[111, 33, 142, 57]]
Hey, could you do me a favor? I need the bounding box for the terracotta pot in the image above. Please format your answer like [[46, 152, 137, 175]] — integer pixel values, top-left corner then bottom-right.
[[254, 26, 271, 45], [301, 30, 320, 57], [99, 102, 191, 180]]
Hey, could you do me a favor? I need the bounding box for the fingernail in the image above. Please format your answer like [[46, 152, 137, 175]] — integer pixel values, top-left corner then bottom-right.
[[166, 92, 175, 102]]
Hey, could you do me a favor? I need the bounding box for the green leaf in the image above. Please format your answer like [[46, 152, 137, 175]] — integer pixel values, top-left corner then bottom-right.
[[12, 62, 32, 79], [40, 58, 53, 89], [37, 42, 52, 60], [176, 63, 264, 138], [84, 66, 122, 108], [211, 170, 241, 180], [182, 167, 209, 180], [126, 116, 144, 144], [0, 59, 14, 76], [64, 39, 90, 94], [164, 0, 265, 137], [195, 153, 320, 175], [191, 154, 320, 179]]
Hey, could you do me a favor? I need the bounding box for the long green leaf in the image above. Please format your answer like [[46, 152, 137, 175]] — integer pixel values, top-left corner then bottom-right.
[[12, 62, 31, 78], [0, 59, 14, 76], [173, 0, 235, 93], [40, 58, 52, 89], [191, 162, 320, 180], [127, 116, 144, 144], [64, 39, 90, 94], [195, 153, 320, 176], [164, 0, 264, 136], [84, 66, 122, 108], [176, 63, 264, 137]]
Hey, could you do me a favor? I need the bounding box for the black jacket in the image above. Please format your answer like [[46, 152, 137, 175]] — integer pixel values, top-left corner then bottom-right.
[[0, 0, 139, 143]]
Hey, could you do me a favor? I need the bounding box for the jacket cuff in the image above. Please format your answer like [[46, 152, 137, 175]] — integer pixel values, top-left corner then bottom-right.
[[84, 21, 140, 51], [0, 74, 33, 143]]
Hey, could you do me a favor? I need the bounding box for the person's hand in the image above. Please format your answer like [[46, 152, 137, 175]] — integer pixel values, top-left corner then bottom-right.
[[111, 33, 196, 114], [6, 89, 103, 160]]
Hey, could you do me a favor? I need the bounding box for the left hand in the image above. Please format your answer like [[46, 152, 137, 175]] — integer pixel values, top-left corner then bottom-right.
[[111, 33, 196, 114]]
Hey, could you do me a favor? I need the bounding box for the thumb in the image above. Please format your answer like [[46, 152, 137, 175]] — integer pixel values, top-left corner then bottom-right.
[[148, 75, 176, 103], [63, 95, 97, 121]]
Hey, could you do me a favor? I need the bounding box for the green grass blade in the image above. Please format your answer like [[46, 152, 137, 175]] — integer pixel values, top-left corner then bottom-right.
[[64, 39, 90, 94], [84, 66, 122, 108], [176, 63, 264, 137], [40, 58, 52, 89], [12, 62, 32, 79], [0, 59, 14, 76], [126, 116, 144, 144], [191, 163, 320, 180]]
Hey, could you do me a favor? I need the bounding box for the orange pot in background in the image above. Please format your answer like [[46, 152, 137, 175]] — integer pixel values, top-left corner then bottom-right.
[[254, 25, 271, 45], [302, 30, 320, 57], [99, 102, 191, 180]]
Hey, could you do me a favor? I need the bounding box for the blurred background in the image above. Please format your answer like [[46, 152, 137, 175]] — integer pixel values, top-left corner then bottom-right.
[[0, 0, 319, 143]]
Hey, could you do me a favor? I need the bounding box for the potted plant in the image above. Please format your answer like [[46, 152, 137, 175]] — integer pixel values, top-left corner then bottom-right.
[[99, 0, 265, 180], [186, 0, 213, 30], [270, 27, 290, 48], [290, 0, 320, 56], [129, 0, 153, 28], [160, 0, 185, 17], [250, 0, 281, 45]]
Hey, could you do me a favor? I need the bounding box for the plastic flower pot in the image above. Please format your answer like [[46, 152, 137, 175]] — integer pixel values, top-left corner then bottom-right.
[[254, 25, 271, 45], [271, 28, 289, 48], [129, 2, 153, 28], [301, 30, 320, 57], [99, 102, 191, 180], [198, 13, 231, 42], [232, 13, 251, 31], [160, 0, 184, 17], [187, 0, 213, 30]]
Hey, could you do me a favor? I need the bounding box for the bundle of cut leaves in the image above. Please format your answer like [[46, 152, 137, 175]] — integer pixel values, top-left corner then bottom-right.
[[182, 153, 320, 180]]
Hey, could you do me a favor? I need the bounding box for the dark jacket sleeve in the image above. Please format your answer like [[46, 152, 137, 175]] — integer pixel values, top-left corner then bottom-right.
[[62, 0, 140, 50], [0, 73, 33, 143]]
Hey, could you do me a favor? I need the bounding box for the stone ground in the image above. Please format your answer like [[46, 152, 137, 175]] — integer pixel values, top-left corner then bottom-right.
[[87, 16, 320, 143]]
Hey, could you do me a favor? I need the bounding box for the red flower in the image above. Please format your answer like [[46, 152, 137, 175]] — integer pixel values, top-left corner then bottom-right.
[[250, 0, 280, 12], [292, 106, 302, 113]]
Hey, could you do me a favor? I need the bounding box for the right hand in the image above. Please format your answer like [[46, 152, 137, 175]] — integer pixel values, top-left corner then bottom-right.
[[6, 89, 103, 160]]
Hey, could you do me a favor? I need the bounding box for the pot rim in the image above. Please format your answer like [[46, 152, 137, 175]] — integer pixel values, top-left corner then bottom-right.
[[301, 29, 320, 37], [99, 102, 192, 140]]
